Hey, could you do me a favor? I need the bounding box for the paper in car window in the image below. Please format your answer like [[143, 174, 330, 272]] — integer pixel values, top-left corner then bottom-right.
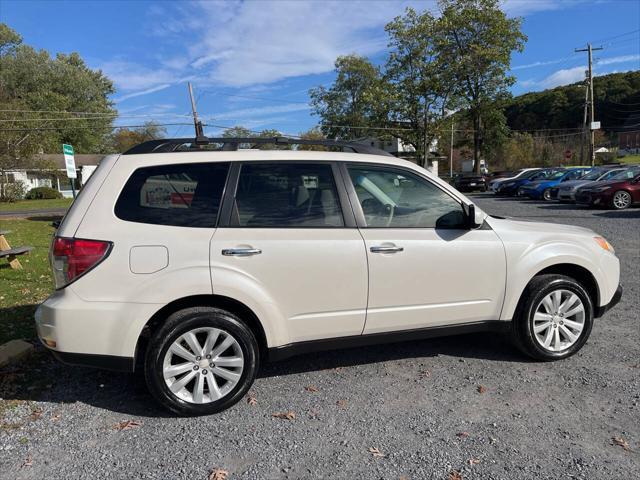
[[302, 175, 319, 189]]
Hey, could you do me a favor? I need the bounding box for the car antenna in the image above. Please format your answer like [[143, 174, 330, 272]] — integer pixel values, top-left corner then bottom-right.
[[188, 82, 208, 146]]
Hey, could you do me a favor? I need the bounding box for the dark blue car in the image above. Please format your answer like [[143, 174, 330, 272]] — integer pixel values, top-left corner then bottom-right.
[[495, 168, 560, 196], [518, 168, 592, 200]]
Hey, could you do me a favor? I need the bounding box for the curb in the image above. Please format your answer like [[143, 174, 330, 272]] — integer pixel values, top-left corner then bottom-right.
[[0, 340, 34, 368]]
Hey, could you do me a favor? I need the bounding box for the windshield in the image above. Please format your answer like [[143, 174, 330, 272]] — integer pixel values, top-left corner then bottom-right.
[[548, 171, 566, 180], [580, 169, 605, 181], [515, 169, 538, 179], [610, 167, 640, 180]]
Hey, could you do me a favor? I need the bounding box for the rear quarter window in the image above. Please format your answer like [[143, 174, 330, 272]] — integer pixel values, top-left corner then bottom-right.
[[114, 162, 229, 227]]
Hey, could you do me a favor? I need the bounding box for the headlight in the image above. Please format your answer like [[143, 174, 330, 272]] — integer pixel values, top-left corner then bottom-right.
[[594, 236, 615, 254]]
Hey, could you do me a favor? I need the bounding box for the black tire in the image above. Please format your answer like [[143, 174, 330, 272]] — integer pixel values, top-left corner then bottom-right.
[[542, 188, 553, 201], [511, 274, 594, 361], [144, 307, 259, 416]]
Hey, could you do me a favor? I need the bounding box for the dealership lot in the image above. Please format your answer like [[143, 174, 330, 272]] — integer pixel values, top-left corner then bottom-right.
[[1, 195, 638, 480]]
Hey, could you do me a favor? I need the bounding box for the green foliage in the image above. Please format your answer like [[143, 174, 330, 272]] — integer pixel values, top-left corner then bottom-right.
[[24, 186, 63, 200], [298, 127, 328, 151], [0, 23, 116, 176], [309, 55, 384, 140], [505, 71, 640, 133], [111, 121, 167, 152], [220, 126, 292, 149], [0, 181, 26, 202]]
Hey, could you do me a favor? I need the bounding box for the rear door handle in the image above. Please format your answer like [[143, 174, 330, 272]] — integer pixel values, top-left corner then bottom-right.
[[370, 245, 403, 253], [222, 248, 262, 256]]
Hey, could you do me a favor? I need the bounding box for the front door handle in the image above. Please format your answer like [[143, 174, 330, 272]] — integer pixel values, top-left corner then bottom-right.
[[370, 245, 403, 253], [222, 248, 262, 256]]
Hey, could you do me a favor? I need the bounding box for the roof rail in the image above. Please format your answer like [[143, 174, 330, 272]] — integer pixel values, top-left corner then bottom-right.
[[122, 136, 394, 157]]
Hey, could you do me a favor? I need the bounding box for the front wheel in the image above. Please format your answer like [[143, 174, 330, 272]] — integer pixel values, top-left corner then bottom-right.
[[511, 274, 593, 361], [542, 188, 553, 201], [145, 307, 259, 416], [611, 190, 632, 210]]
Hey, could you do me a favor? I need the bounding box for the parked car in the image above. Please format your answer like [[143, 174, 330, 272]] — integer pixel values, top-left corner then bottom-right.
[[489, 168, 540, 192], [553, 167, 627, 202], [454, 172, 488, 192], [495, 168, 560, 196], [518, 168, 592, 200], [488, 171, 514, 180], [36, 137, 622, 416], [575, 166, 640, 209]]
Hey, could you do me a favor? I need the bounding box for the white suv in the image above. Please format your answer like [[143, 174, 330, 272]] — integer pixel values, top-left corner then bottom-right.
[[35, 137, 622, 416]]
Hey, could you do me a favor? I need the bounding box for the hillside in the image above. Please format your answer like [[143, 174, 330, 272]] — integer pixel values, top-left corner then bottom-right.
[[505, 70, 640, 133]]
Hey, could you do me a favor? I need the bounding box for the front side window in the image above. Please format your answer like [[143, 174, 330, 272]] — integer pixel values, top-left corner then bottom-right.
[[347, 166, 466, 228], [233, 163, 344, 227], [115, 162, 229, 227]]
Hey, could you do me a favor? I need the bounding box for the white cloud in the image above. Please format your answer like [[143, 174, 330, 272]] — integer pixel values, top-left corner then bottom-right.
[[208, 104, 310, 123], [501, 0, 583, 16], [596, 54, 640, 66], [116, 84, 173, 102]]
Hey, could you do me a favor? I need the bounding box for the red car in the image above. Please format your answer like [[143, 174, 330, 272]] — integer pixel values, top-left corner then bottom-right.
[[575, 166, 640, 209]]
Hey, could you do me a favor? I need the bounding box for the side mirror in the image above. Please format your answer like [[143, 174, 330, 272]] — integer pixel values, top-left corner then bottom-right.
[[466, 204, 482, 229]]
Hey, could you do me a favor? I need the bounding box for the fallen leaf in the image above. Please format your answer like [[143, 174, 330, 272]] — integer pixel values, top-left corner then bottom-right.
[[51, 414, 61, 422], [21, 455, 32, 468], [113, 420, 142, 431], [419, 369, 431, 378], [209, 468, 229, 480], [477, 385, 487, 394], [336, 399, 348, 408], [369, 447, 385, 457], [272, 411, 296, 420], [456, 431, 470, 438], [247, 392, 257, 406], [29, 408, 43, 421], [448, 470, 463, 480], [612, 436, 631, 451], [468, 457, 481, 465], [333, 367, 343, 373], [305, 385, 319, 393]]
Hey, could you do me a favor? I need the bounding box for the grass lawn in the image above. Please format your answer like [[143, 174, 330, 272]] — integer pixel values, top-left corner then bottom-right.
[[0, 198, 73, 212], [619, 154, 640, 164], [0, 218, 57, 345]]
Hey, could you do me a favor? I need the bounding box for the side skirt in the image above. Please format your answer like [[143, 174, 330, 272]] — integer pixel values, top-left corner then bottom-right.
[[267, 320, 510, 362]]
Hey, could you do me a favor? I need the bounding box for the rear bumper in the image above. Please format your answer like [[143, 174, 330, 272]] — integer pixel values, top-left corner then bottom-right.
[[595, 284, 623, 318]]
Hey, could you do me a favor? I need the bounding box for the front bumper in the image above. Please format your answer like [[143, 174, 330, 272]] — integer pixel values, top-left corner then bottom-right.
[[595, 284, 623, 318], [575, 191, 606, 206], [557, 190, 576, 201]]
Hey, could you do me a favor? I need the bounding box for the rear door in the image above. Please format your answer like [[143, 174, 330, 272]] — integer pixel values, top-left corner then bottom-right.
[[210, 162, 368, 344], [344, 163, 506, 334]]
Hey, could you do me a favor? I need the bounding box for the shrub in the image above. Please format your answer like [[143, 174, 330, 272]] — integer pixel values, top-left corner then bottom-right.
[[24, 186, 63, 200], [0, 182, 27, 202]]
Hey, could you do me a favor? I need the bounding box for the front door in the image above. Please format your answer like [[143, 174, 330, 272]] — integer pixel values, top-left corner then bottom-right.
[[210, 162, 368, 344], [345, 164, 506, 334]]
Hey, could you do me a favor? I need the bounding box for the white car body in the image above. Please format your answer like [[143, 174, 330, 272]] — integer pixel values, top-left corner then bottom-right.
[[36, 149, 621, 373]]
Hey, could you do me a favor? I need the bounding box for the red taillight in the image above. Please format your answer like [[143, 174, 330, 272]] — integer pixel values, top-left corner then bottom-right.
[[51, 237, 111, 288]]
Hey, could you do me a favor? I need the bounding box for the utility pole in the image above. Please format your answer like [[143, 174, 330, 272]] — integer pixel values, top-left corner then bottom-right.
[[188, 82, 206, 143], [575, 43, 603, 166], [449, 121, 454, 177], [580, 82, 588, 164]]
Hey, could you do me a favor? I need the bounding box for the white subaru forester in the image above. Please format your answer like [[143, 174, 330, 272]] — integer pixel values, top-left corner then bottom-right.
[[35, 137, 622, 416]]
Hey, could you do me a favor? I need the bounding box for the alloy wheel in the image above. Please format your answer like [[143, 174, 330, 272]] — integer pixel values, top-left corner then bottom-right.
[[532, 289, 585, 352], [162, 327, 244, 404], [612, 191, 631, 209]]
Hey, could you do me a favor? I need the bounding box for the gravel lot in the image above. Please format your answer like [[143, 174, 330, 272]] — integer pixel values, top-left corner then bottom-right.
[[1, 195, 638, 480]]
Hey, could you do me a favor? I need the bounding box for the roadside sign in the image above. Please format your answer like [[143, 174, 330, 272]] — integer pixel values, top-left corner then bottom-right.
[[590, 121, 601, 130], [62, 144, 77, 179]]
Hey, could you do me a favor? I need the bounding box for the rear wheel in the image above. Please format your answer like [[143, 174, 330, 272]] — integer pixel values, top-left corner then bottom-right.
[[542, 188, 553, 201], [611, 190, 632, 210], [145, 307, 259, 416], [511, 274, 593, 361]]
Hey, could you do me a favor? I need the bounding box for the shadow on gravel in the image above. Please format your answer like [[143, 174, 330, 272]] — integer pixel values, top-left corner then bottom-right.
[[537, 204, 588, 211], [25, 215, 64, 222], [1, 332, 522, 417], [594, 209, 640, 219]]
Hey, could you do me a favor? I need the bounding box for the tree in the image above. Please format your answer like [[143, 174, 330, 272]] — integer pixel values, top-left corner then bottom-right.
[[111, 122, 167, 152], [384, 8, 452, 165], [0, 23, 116, 199], [221, 126, 292, 149], [309, 55, 384, 140], [435, 0, 526, 172], [297, 126, 328, 151]]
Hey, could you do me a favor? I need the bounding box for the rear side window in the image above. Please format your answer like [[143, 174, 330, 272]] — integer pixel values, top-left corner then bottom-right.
[[232, 163, 344, 227], [115, 163, 229, 227]]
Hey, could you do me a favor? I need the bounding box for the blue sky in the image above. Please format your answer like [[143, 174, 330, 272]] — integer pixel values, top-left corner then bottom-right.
[[3, 0, 639, 137]]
